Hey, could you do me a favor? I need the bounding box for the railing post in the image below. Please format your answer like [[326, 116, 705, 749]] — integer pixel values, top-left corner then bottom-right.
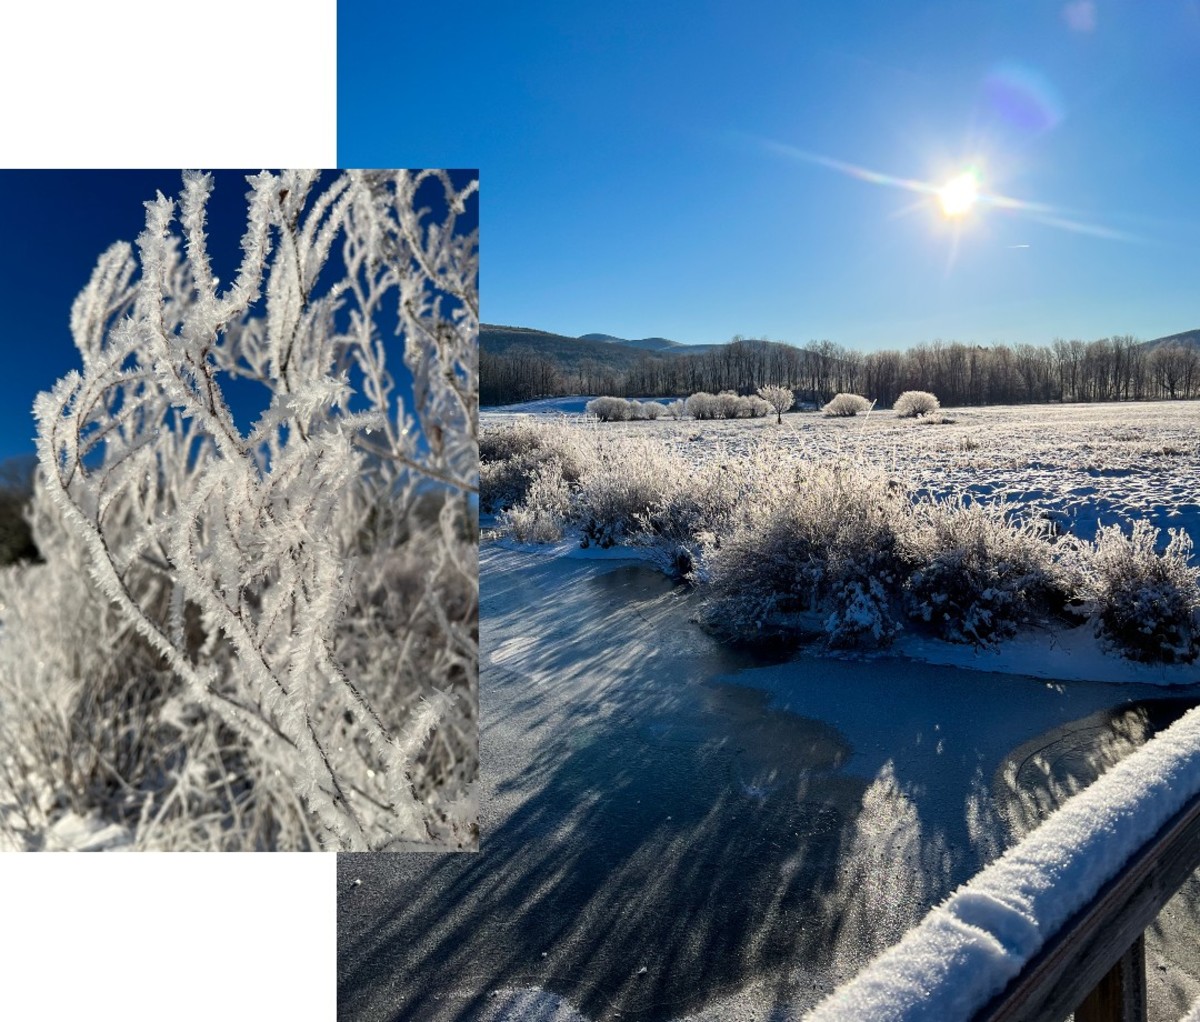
[[1074, 933, 1147, 1022]]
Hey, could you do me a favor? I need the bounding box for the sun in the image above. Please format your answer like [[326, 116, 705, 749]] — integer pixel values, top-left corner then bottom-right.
[[938, 170, 980, 218]]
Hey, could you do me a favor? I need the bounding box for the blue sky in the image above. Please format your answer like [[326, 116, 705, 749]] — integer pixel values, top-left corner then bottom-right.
[[340, 0, 1200, 349], [0, 171, 251, 465], [0, 170, 477, 465]]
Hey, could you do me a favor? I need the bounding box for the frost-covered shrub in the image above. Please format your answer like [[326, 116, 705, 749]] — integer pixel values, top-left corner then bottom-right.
[[6, 171, 479, 852], [687, 390, 772, 419], [686, 392, 720, 420], [822, 393, 874, 417], [902, 499, 1067, 645], [1079, 521, 1200, 663], [894, 390, 941, 418], [479, 419, 546, 463], [500, 464, 572, 543], [480, 420, 589, 513], [747, 395, 772, 418], [586, 395, 631, 422], [664, 399, 686, 420], [636, 400, 664, 420], [490, 421, 743, 560], [641, 459, 743, 549], [715, 390, 743, 419], [700, 462, 909, 646], [574, 437, 683, 547]]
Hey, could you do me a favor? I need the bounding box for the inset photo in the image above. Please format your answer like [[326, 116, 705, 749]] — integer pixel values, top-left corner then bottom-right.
[[0, 169, 478, 852]]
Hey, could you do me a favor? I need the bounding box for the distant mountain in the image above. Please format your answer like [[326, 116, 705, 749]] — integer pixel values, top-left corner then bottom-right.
[[480, 324, 655, 373], [577, 333, 684, 352], [1142, 328, 1200, 351], [480, 324, 723, 373]]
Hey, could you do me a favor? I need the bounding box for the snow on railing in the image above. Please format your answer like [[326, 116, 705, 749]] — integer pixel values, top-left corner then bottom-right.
[[804, 704, 1200, 1022]]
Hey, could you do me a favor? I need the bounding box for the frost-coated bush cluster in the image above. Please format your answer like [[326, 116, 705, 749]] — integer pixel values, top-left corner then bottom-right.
[[685, 390, 771, 420], [893, 390, 941, 418], [480, 419, 588, 514], [585, 396, 667, 421], [903, 499, 1066, 644], [482, 418, 1200, 662], [1077, 521, 1200, 662], [822, 393, 874, 417], [585, 391, 772, 422], [482, 423, 742, 562], [701, 462, 909, 646], [0, 171, 479, 852]]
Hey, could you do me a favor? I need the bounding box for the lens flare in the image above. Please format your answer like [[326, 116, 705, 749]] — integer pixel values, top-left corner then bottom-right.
[[982, 63, 1065, 135], [938, 171, 980, 217], [750, 135, 1138, 243]]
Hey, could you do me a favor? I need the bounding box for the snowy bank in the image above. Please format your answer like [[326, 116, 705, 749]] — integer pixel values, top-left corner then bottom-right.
[[894, 620, 1200, 687], [804, 702, 1200, 1021]]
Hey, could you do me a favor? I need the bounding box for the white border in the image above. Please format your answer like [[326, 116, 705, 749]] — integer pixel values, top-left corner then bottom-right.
[[0, 853, 336, 1018], [0, 1, 336, 168]]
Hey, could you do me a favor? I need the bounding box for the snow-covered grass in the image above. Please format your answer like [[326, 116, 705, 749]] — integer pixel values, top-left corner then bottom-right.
[[481, 400, 1200, 665]]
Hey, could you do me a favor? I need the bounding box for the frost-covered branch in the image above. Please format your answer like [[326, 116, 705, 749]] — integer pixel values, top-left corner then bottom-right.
[[12, 170, 478, 851]]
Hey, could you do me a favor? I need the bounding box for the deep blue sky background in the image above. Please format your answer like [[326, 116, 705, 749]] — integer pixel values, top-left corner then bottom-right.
[[0, 171, 264, 465], [340, 0, 1199, 349], [0, 170, 478, 466]]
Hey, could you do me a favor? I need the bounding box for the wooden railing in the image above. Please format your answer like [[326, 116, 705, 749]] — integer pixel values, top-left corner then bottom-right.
[[973, 788, 1200, 1022]]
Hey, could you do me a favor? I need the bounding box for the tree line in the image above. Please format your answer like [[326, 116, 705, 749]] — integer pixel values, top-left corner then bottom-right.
[[483, 334, 1200, 408]]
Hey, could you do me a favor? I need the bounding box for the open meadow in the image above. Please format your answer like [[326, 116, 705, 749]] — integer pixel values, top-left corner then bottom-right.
[[487, 397, 1200, 548]]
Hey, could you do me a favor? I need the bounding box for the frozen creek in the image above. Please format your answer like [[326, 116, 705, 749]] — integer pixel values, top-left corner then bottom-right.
[[338, 545, 1200, 1022]]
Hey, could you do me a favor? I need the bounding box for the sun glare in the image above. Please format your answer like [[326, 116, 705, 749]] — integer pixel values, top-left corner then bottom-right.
[[938, 171, 980, 218]]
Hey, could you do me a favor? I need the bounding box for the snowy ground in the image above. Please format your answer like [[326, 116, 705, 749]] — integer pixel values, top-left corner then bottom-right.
[[337, 545, 1200, 1022], [484, 397, 1200, 545]]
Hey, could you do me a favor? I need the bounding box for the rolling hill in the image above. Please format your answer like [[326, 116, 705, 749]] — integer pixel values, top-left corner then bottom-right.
[[480, 324, 722, 373], [577, 333, 685, 352], [1142, 328, 1200, 351]]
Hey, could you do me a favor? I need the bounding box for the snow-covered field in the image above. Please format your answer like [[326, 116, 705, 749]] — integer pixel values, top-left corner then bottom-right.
[[486, 397, 1200, 547], [484, 397, 1200, 679]]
